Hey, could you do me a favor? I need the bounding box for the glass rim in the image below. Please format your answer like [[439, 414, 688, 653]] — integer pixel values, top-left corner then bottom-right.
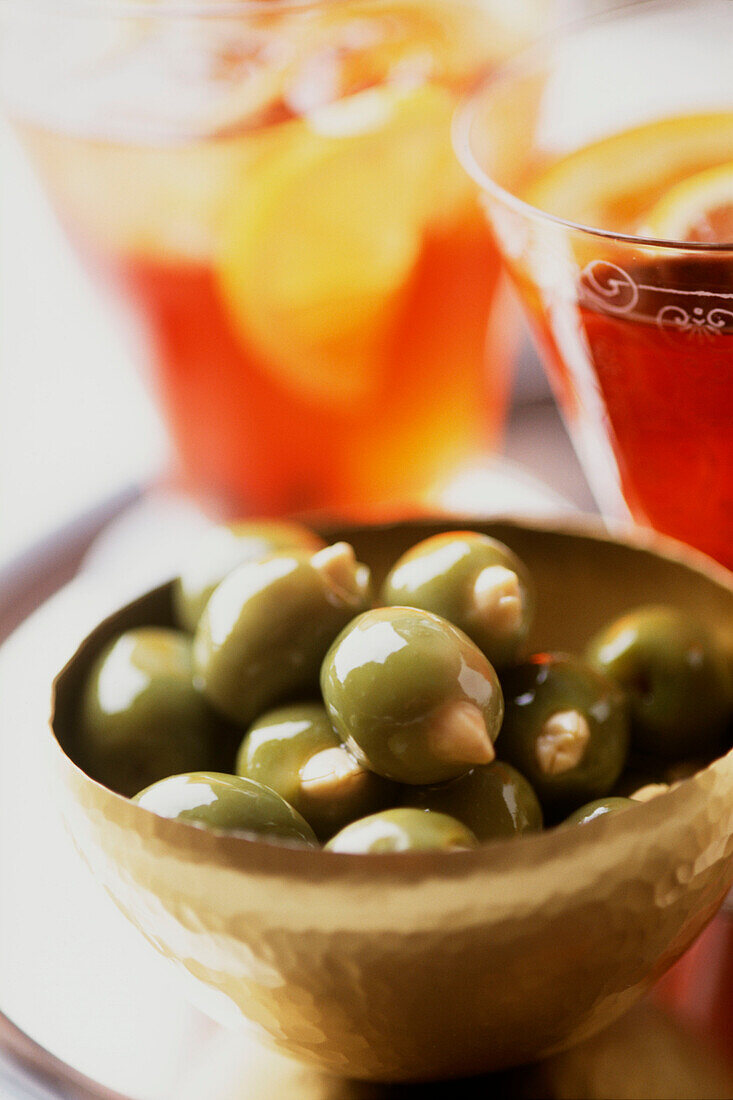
[[453, 0, 733, 254]]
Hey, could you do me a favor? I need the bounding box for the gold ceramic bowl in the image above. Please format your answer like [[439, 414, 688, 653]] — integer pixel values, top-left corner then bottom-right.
[[50, 517, 733, 1082]]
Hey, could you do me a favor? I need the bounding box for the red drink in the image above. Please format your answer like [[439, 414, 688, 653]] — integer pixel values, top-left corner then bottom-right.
[[579, 258, 732, 565], [5, 1, 545, 516], [90, 191, 507, 516], [492, 112, 733, 566]]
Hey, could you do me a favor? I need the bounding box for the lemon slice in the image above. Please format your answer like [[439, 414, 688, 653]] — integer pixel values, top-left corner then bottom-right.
[[524, 113, 733, 233], [218, 84, 470, 406], [641, 161, 733, 243]]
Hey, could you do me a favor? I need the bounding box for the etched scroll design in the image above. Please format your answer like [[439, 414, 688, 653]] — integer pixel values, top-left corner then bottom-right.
[[579, 260, 733, 337], [580, 261, 639, 314], [657, 304, 733, 340]]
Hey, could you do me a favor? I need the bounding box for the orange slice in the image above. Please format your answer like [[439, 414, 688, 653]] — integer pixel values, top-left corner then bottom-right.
[[524, 113, 733, 234], [641, 161, 733, 243], [217, 84, 473, 406]]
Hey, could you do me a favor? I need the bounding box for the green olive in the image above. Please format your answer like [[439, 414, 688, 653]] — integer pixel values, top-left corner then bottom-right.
[[325, 808, 478, 854], [381, 532, 534, 668], [586, 605, 731, 758], [194, 543, 372, 727], [563, 797, 634, 827], [321, 606, 503, 785], [173, 520, 325, 632], [78, 628, 214, 797], [404, 761, 542, 841], [236, 703, 396, 840], [133, 772, 317, 844], [499, 654, 630, 816]]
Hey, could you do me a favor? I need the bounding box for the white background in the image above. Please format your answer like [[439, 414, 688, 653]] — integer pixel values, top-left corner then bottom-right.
[[0, 119, 169, 565]]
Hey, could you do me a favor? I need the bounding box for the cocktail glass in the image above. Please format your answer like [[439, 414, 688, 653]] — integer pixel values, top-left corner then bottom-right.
[[456, 0, 733, 566], [1, 0, 547, 518]]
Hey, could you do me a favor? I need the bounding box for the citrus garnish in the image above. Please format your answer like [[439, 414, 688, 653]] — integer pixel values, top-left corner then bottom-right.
[[524, 113, 733, 234], [217, 84, 473, 406], [641, 161, 733, 243]]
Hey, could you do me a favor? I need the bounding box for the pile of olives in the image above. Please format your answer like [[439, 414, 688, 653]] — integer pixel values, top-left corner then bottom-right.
[[76, 522, 733, 854]]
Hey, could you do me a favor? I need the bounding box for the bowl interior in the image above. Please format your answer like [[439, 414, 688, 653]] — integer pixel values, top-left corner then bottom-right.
[[52, 514, 733, 844], [53, 516, 733, 766]]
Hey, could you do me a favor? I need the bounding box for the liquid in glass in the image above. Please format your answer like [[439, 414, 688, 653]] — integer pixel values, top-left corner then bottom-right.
[[8, 2, 543, 515], [520, 113, 733, 565]]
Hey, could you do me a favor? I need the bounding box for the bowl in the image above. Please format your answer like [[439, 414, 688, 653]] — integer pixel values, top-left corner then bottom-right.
[[49, 516, 733, 1082]]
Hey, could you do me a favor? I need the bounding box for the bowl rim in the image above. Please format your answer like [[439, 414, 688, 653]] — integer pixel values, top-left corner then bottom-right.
[[49, 511, 733, 883]]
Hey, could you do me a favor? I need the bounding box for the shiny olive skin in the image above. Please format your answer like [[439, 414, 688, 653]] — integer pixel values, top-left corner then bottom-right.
[[321, 607, 504, 785], [133, 772, 317, 845], [586, 605, 731, 758], [236, 703, 396, 840], [500, 654, 630, 816], [405, 761, 543, 842], [174, 520, 325, 632], [325, 808, 478, 854], [78, 628, 214, 797], [194, 545, 371, 728], [564, 797, 634, 827], [382, 532, 534, 668]]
